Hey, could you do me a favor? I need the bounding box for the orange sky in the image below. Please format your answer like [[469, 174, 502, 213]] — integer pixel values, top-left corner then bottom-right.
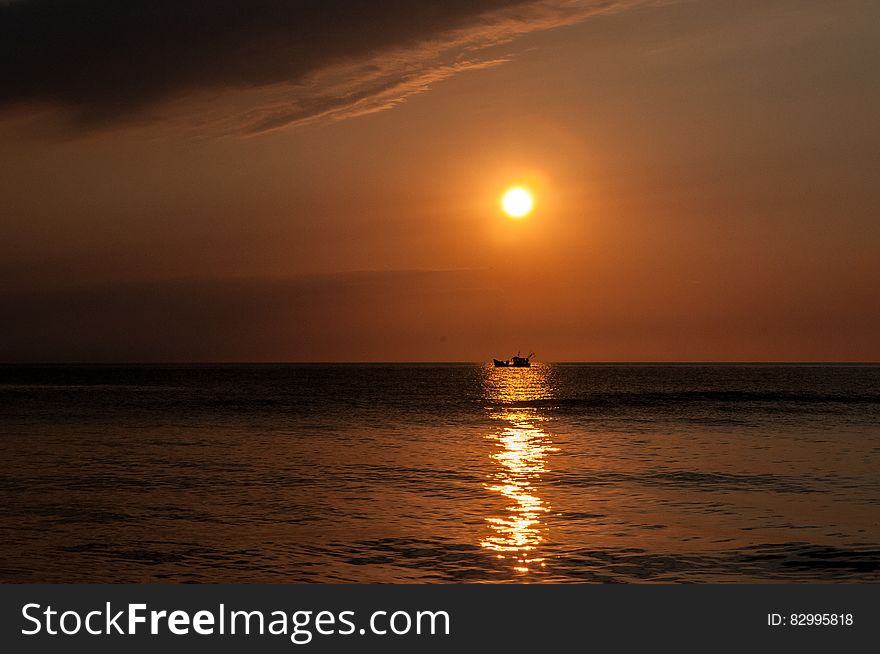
[[1, 0, 878, 361]]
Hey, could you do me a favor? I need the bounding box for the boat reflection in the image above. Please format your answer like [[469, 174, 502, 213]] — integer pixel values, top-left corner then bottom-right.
[[480, 364, 557, 574]]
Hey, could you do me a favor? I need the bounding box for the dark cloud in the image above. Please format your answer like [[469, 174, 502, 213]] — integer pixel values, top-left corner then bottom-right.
[[0, 270, 494, 362], [0, 0, 641, 132], [4, 266, 877, 362]]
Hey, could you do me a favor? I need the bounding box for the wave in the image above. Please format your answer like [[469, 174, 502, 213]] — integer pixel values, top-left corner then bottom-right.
[[486, 390, 880, 409]]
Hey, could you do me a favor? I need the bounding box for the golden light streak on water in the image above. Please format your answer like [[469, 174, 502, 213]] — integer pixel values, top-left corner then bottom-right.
[[480, 364, 557, 574]]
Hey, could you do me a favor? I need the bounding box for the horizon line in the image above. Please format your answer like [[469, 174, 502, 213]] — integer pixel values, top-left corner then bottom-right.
[[2, 361, 879, 366]]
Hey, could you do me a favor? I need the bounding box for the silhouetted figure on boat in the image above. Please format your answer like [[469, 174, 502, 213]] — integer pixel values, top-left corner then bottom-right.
[[493, 351, 534, 367]]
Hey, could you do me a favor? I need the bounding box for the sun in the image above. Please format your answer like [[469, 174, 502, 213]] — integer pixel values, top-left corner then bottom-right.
[[501, 187, 534, 219]]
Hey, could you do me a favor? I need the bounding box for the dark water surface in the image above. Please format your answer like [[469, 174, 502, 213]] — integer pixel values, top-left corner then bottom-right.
[[1, 364, 878, 582]]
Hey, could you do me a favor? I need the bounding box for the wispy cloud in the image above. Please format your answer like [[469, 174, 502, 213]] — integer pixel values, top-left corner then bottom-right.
[[0, 0, 650, 134]]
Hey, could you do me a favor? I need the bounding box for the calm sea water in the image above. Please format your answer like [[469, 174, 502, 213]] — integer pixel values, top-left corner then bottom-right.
[[1, 364, 878, 583]]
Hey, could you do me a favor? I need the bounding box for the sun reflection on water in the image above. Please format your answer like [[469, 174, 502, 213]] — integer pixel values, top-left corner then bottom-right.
[[480, 364, 557, 574]]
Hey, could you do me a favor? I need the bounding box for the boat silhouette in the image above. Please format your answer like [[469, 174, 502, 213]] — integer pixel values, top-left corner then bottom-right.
[[493, 352, 535, 367]]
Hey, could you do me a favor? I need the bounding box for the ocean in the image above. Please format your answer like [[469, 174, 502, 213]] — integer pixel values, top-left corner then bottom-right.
[[1, 363, 878, 583]]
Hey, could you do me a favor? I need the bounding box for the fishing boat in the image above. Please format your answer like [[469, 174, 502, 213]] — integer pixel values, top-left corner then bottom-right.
[[493, 352, 534, 367]]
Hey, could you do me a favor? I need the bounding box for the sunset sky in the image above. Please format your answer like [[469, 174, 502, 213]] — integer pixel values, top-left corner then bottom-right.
[[2, 0, 878, 362]]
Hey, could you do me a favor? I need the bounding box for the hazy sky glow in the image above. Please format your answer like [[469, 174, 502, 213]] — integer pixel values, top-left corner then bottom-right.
[[1, 0, 878, 361]]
